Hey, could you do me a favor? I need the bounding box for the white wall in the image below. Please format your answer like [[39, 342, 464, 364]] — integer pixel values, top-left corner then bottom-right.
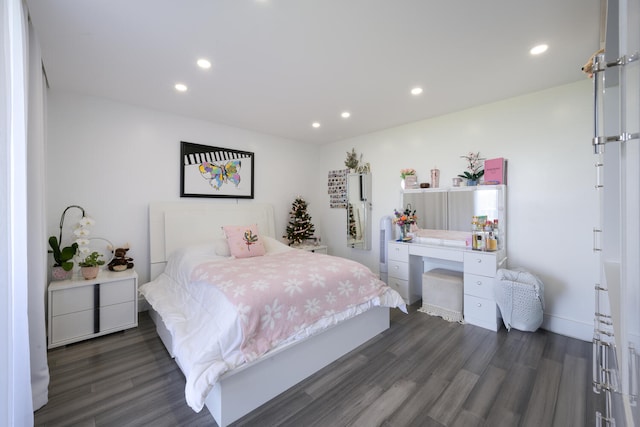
[[316, 80, 597, 341], [46, 91, 321, 285], [46, 81, 597, 341]]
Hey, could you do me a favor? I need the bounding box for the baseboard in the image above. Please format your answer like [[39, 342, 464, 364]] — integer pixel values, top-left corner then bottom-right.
[[542, 313, 593, 342]]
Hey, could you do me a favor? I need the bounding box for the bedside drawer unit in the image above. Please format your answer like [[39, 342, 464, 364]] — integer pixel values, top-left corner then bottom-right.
[[388, 243, 409, 262], [51, 278, 135, 315], [51, 301, 136, 343], [297, 244, 328, 254], [48, 270, 138, 348], [463, 252, 497, 277], [388, 259, 409, 281], [463, 273, 494, 300]]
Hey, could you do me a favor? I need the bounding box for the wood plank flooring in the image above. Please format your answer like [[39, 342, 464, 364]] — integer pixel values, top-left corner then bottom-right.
[[35, 305, 602, 426]]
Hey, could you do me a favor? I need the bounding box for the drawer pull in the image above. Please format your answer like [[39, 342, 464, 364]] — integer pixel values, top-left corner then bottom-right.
[[476, 259, 482, 263], [476, 281, 482, 286], [393, 265, 399, 270], [477, 303, 482, 307]]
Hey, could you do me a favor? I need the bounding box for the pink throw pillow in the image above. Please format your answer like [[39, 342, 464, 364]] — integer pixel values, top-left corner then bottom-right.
[[222, 224, 266, 258]]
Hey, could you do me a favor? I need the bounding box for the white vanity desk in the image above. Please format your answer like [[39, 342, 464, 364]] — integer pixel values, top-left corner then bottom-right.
[[387, 238, 506, 331]]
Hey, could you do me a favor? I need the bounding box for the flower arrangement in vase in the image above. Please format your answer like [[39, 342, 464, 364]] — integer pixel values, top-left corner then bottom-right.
[[457, 152, 485, 185], [393, 207, 418, 241], [49, 205, 96, 280], [400, 168, 417, 189]]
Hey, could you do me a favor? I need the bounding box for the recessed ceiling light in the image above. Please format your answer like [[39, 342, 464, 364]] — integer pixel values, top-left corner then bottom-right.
[[341, 111, 351, 118], [197, 59, 211, 69], [530, 44, 548, 55], [312, 122, 321, 128], [174, 83, 188, 92], [411, 87, 423, 96]]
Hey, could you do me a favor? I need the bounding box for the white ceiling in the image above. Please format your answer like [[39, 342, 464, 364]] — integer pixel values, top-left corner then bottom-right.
[[26, 0, 602, 144]]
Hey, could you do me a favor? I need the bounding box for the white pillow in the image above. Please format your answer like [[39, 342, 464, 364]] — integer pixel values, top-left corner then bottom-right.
[[212, 238, 231, 257], [262, 236, 293, 254]]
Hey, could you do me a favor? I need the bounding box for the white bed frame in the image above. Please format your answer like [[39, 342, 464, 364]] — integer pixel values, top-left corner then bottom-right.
[[148, 201, 390, 427]]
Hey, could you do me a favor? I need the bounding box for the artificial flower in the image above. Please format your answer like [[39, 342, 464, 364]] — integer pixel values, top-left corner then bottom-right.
[[400, 168, 416, 179], [79, 216, 96, 227], [393, 208, 417, 226], [73, 227, 91, 237], [458, 152, 485, 181]]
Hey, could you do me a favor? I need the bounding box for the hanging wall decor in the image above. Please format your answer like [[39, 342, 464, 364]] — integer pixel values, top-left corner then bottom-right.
[[327, 168, 348, 208], [180, 141, 254, 198]]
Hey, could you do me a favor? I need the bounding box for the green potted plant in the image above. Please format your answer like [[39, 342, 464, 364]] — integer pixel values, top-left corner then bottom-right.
[[48, 236, 78, 281], [345, 148, 359, 172], [458, 152, 485, 186], [78, 251, 105, 280]]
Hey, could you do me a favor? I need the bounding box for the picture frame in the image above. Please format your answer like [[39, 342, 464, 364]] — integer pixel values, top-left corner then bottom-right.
[[180, 141, 254, 199]]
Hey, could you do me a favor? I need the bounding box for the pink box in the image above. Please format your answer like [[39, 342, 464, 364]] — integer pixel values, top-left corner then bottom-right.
[[484, 157, 506, 185]]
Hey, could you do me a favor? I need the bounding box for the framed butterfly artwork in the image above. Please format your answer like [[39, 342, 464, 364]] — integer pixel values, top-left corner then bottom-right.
[[180, 141, 254, 199]]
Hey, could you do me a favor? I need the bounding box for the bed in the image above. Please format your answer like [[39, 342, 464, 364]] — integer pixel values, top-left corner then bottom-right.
[[141, 201, 406, 427]]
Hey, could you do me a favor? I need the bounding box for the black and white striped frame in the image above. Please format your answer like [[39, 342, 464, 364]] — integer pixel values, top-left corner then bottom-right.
[[180, 141, 255, 199]]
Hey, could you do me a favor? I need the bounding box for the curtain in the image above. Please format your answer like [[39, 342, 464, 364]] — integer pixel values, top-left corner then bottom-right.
[[27, 11, 50, 411], [0, 0, 35, 425]]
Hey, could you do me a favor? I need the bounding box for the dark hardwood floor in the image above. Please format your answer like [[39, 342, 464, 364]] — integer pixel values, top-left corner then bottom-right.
[[35, 305, 602, 426]]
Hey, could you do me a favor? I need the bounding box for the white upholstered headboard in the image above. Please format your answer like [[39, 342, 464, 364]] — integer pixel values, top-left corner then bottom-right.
[[149, 202, 276, 280]]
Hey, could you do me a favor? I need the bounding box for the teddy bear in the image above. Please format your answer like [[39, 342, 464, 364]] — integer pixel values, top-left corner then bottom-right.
[[108, 245, 134, 271], [582, 48, 605, 78]]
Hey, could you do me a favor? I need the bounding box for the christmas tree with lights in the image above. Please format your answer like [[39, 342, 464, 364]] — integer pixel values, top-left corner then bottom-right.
[[347, 203, 357, 240], [285, 196, 316, 245]]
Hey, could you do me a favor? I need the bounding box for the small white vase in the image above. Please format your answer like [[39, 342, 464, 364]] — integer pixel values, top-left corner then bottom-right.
[[403, 175, 417, 189]]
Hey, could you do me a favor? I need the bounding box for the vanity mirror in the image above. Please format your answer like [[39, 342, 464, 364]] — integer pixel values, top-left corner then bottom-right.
[[401, 185, 505, 236], [347, 173, 372, 250]]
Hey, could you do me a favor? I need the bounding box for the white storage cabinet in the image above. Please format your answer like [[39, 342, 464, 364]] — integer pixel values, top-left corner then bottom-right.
[[48, 269, 138, 348], [463, 252, 502, 331], [387, 242, 420, 304]]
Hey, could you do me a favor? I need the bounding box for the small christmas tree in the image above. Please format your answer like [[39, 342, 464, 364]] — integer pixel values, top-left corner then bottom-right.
[[285, 196, 316, 245], [347, 203, 357, 240]]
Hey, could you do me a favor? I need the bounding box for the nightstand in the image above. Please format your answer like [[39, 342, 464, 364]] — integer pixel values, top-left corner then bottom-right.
[[48, 269, 138, 348], [296, 244, 328, 254]]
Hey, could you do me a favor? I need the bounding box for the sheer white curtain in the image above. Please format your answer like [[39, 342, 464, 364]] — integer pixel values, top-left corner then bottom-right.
[[27, 9, 50, 411], [0, 0, 35, 425]]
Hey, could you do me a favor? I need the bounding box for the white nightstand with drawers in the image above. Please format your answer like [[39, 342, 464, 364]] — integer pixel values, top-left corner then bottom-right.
[[296, 244, 328, 254], [48, 269, 138, 348]]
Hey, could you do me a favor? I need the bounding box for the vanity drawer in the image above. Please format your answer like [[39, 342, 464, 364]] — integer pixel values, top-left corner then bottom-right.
[[464, 273, 494, 299], [464, 294, 498, 322], [388, 243, 409, 262], [410, 245, 463, 262], [387, 278, 409, 302], [388, 260, 409, 280], [463, 252, 497, 277]]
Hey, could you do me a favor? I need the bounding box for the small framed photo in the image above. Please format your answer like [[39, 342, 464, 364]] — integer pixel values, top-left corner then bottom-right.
[[180, 141, 254, 199]]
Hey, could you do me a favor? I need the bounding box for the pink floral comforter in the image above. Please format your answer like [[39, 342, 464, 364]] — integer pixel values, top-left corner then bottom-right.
[[191, 250, 392, 361]]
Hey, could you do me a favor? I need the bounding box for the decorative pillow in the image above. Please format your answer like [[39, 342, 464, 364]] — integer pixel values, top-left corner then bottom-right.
[[212, 237, 231, 257], [222, 224, 266, 258]]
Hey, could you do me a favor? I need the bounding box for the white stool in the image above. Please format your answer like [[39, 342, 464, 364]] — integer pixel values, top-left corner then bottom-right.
[[419, 268, 463, 322]]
